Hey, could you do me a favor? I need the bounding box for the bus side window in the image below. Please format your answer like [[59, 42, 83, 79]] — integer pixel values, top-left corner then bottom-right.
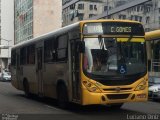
[[27, 44, 35, 64], [57, 34, 68, 62], [11, 50, 16, 66], [44, 38, 56, 62], [20, 47, 27, 65]]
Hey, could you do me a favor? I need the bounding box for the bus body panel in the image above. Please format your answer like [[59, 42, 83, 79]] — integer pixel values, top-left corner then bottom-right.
[[11, 67, 18, 89], [43, 63, 69, 98], [24, 65, 37, 94]]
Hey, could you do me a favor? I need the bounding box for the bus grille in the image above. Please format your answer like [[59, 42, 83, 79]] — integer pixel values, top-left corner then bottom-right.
[[107, 94, 130, 100], [103, 88, 132, 91]]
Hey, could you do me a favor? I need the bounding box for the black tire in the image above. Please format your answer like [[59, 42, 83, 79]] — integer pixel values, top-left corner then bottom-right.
[[57, 84, 69, 109], [23, 80, 30, 97], [110, 103, 123, 109]]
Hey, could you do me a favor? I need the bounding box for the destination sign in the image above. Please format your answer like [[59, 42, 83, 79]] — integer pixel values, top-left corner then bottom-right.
[[110, 27, 131, 33], [83, 22, 144, 36]]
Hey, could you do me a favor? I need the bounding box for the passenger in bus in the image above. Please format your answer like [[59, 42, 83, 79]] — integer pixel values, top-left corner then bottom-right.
[[83, 47, 93, 73], [92, 57, 102, 71], [84, 54, 89, 70]]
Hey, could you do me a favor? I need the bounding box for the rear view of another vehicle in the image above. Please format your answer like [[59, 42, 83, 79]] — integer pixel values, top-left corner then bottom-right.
[[0, 72, 11, 82], [148, 76, 160, 100]]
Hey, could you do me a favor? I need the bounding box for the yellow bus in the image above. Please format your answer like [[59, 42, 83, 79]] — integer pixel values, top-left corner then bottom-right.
[[11, 19, 148, 108], [145, 30, 160, 41], [145, 30, 160, 74]]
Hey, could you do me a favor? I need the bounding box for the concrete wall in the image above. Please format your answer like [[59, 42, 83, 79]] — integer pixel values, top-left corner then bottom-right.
[[0, 0, 14, 69], [33, 0, 62, 37]]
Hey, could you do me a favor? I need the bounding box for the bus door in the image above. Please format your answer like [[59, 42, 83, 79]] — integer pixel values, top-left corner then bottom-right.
[[71, 40, 81, 101], [36, 47, 43, 96]]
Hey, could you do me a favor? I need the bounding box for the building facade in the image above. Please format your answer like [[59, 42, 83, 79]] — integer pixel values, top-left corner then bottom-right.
[[14, 0, 62, 44], [62, 0, 106, 26], [62, 0, 160, 74], [62, 0, 135, 26], [62, 0, 155, 29], [0, 0, 14, 70]]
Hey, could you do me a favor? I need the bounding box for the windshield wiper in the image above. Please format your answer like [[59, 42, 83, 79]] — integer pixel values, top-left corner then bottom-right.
[[127, 35, 133, 60], [98, 35, 105, 50]]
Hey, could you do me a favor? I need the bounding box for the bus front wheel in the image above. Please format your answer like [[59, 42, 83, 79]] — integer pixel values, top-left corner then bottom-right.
[[57, 84, 69, 109], [110, 103, 124, 109]]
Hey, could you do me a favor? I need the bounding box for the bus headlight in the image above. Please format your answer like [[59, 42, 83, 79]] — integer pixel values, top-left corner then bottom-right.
[[83, 81, 101, 93], [135, 80, 147, 91]]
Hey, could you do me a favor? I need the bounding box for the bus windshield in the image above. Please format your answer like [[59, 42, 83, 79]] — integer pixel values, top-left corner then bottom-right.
[[83, 37, 146, 77]]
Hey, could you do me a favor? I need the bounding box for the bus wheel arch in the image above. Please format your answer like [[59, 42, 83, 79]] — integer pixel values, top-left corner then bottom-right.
[[23, 78, 30, 97], [56, 80, 69, 109]]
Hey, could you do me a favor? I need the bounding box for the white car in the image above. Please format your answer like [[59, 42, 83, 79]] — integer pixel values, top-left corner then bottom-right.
[[148, 77, 160, 100], [0, 71, 11, 82]]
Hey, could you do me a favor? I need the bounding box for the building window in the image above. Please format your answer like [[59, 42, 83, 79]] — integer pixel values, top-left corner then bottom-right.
[[145, 5, 151, 13], [104, 6, 108, 11], [145, 28, 150, 32], [90, 5, 93, 10], [94, 5, 97, 11], [141, 5, 144, 11], [137, 6, 140, 12], [89, 14, 96, 18], [146, 16, 150, 24], [135, 16, 139, 21], [78, 4, 84, 10], [70, 4, 75, 10], [130, 15, 142, 22], [119, 15, 126, 19], [139, 16, 142, 22], [131, 15, 134, 20], [78, 13, 84, 20]]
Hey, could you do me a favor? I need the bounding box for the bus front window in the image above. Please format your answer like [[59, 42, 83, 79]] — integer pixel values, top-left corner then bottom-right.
[[84, 37, 118, 75], [83, 37, 146, 77]]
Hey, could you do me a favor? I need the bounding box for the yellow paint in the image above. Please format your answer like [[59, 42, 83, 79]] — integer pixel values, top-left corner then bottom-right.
[[145, 30, 160, 41], [80, 72, 148, 105], [117, 38, 145, 42]]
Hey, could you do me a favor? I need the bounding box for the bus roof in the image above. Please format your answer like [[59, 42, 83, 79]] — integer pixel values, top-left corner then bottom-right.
[[12, 22, 80, 50], [12, 19, 142, 50], [80, 19, 141, 24], [145, 30, 160, 41]]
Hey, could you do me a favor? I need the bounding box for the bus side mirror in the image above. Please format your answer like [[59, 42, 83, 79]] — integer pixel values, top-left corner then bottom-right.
[[77, 41, 85, 53]]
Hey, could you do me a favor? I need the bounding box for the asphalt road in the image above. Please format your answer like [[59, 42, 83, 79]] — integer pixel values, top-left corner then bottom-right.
[[0, 82, 160, 120]]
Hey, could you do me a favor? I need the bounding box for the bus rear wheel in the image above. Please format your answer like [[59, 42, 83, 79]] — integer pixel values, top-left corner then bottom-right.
[[57, 84, 69, 109]]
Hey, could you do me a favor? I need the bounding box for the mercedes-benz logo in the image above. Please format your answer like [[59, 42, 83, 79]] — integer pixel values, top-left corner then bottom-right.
[[115, 87, 121, 92]]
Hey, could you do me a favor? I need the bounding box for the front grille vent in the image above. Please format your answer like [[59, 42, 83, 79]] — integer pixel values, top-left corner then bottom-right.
[[107, 94, 130, 100], [103, 88, 132, 91]]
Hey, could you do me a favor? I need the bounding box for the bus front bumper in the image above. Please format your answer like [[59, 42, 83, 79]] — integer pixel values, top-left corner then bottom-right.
[[82, 88, 148, 105]]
